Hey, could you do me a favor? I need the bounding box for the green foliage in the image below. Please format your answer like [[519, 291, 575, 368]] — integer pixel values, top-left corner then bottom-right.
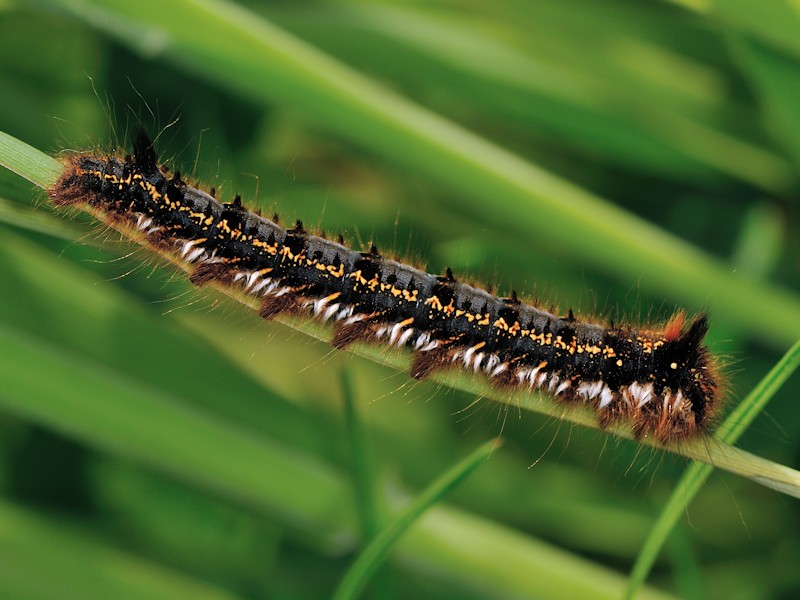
[[1, 1, 800, 599]]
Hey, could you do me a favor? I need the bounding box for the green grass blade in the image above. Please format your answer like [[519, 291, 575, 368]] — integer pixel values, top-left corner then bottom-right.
[[624, 339, 800, 599], [0, 195, 86, 241], [0, 499, 241, 600], [400, 505, 679, 600], [331, 438, 501, 600], [340, 369, 394, 600], [311, 3, 789, 190], [727, 34, 800, 166], [341, 368, 395, 600], [341, 369, 384, 541], [718, 341, 800, 444], [0, 320, 357, 534], [34, 0, 800, 347], [0, 130, 61, 187], [703, 0, 800, 58]]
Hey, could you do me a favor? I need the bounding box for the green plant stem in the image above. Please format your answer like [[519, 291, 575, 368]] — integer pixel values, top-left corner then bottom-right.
[[340, 370, 394, 600], [0, 131, 61, 187], [331, 438, 501, 600], [341, 369, 383, 541], [624, 339, 800, 599]]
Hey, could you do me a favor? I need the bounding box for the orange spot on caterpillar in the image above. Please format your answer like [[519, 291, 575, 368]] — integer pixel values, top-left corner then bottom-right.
[[663, 310, 686, 342]]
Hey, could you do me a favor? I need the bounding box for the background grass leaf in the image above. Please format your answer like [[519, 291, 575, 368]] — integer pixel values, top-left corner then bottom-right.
[[727, 33, 800, 166], [2, 1, 800, 598], [332, 439, 500, 600], [625, 339, 800, 599]]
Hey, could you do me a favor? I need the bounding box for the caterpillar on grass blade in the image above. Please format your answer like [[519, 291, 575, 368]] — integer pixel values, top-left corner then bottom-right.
[[49, 132, 720, 443]]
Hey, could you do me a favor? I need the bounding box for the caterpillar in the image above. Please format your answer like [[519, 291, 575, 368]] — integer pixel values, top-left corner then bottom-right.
[[48, 132, 720, 443]]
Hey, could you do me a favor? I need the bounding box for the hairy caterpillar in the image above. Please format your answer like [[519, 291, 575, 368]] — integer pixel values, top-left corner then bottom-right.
[[49, 133, 720, 443]]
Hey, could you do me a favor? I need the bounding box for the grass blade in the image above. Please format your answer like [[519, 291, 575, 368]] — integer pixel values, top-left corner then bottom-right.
[[0, 499, 241, 600], [624, 339, 800, 599], [340, 369, 393, 600], [727, 34, 800, 166], [0, 130, 61, 187], [341, 369, 384, 542], [331, 438, 501, 600], [0, 320, 356, 537]]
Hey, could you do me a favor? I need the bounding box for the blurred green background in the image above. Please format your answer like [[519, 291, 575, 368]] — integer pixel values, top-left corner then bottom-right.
[[1, 0, 800, 598]]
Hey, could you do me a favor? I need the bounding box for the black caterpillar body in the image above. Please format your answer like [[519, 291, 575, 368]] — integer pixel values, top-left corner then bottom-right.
[[50, 133, 720, 442]]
